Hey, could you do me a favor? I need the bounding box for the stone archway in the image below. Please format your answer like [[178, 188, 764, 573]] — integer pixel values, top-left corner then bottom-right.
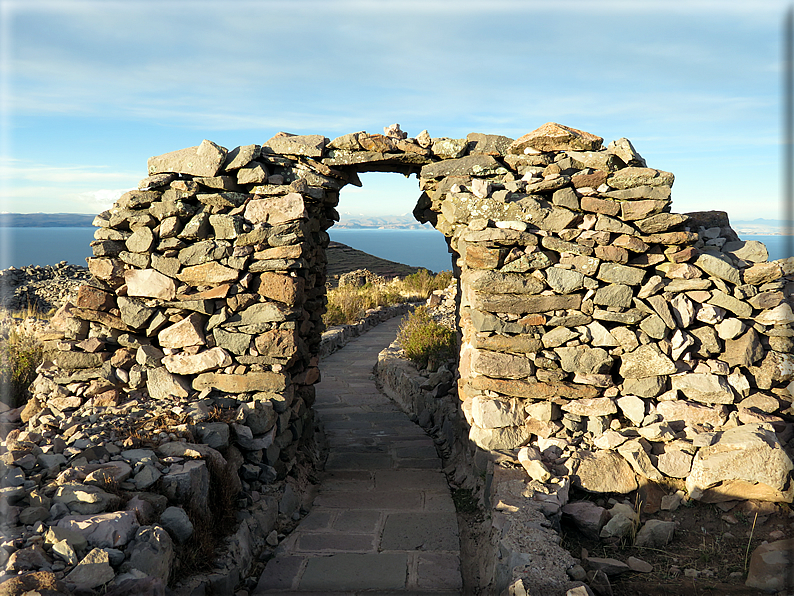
[[25, 120, 794, 542]]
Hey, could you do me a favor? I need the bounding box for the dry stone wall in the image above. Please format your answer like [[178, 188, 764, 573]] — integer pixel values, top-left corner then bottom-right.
[[5, 120, 794, 591]]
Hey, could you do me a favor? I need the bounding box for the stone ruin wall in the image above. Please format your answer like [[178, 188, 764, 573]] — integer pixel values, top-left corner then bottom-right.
[[15, 123, 794, 554]]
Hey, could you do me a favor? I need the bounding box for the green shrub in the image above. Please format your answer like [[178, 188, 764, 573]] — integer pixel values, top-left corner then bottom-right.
[[0, 331, 42, 408], [397, 306, 456, 370]]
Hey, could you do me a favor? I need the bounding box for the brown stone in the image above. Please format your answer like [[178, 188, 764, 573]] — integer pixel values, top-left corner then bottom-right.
[[177, 262, 239, 285], [567, 450, 638, 494], [192, 372, 287, 393], [644, 231, 699, 244], [669, 246, 699, 263], [594, 245, 628, 263], [72, 308, 130, 332], [465, 245, 504, 269], [620, 199, 668, 221], [255, 272, 305, 305], [253, 244, 304, 261], [148, 140, 227, 177], [468, 376, 599, 399], [572, 170, 608, 189], [474, 293, 582, 315], [613, 235, 648, 253], [743, 262, 783, 285], [509, 122, 603, 153], [76, 285, 115, 311], [254, 329, 300, 364], [580, 196, 620, 216]]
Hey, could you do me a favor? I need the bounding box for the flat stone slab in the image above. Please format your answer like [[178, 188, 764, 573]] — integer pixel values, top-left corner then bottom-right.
[[299, 553, 408, 591], [380, 513, 459, 552]]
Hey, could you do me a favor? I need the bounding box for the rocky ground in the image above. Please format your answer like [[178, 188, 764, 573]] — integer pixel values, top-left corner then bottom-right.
[[1, 249, 792, 595]]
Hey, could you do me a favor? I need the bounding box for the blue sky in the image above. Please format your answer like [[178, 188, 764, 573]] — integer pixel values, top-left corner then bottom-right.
[[0, 0, 791, 223]]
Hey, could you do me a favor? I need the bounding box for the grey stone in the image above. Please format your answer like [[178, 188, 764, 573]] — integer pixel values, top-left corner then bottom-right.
[[708, 290, 751, 318], [126, 226, 155, 253], [635, 520, 675, 548], [65, 547, 114, 590], [639, 313, 667, 339], [723, 240, 769, 263], [562, 501, 608, 540], [262, 133, 326, 157], [159, 506, 194, 544], [623, 376, 666, 398], [421, 155, 506, 178], [223, 144, 260, 170], [593, 284, 633, 308], [118, 296, 155, 329], [126, 525, 174, 584], [161, 460, 210, 511], [53, 484, 117, 515], [57, 511, 139, 549], [545, 267, 585, 294], [194, 421, 230, 449], [556, 346, 613, 374]]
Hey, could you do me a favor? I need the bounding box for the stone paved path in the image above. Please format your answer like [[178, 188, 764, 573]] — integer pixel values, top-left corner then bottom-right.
[[254, 317, 462, 594]]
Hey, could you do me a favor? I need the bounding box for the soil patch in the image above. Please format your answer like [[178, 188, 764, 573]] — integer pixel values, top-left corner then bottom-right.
[[561, 486, 794, 595]]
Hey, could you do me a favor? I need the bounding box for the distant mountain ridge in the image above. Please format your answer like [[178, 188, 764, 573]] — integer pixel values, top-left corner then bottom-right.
[[335, 213, 431, 229], [0, 213, 95, 227], [731, 218, 793, 235]]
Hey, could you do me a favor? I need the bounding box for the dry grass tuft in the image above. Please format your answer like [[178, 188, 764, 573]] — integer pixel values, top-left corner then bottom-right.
[[323, 269, 452, 327]]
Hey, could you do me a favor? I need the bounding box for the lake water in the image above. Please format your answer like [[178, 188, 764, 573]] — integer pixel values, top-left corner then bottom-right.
[[0, 227, 788, 273]]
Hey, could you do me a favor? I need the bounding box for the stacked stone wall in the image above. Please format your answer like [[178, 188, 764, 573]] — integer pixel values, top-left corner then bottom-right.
[[412, 123, 794, 504]]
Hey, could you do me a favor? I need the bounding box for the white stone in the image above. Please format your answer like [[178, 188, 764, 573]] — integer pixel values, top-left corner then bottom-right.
[[146, 367, 191, 399], [716, 318, 746, 340], [671, 373, 735, 404], [670, 294, 695, 328], [616, 395, 645, 425], [471, 396, 525, 428], [244, 193, 306, 225], [755, 303, 794, 326], [586, 321, 619, 347], [696, 304, 725, 324], [158, 313, 206, 349], [162, 347, 232, 375], [124, 269, 176, 300]]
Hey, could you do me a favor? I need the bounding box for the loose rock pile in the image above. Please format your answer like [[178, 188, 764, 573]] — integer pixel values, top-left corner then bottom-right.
[[0, 262, 91, 313]]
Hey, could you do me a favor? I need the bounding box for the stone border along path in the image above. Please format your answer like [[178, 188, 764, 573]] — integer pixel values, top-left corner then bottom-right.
[[254, 316, 463, 595]]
